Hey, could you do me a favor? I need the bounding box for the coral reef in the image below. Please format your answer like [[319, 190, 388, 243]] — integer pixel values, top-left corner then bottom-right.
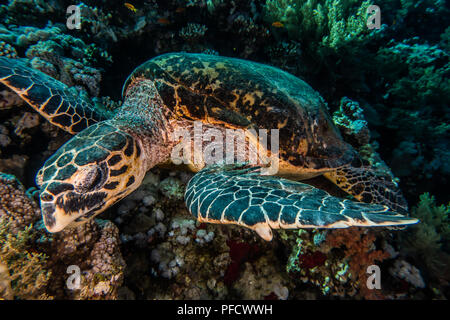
[[376, 38, 449, 196], [0, 218, 51, 300], [0, 173, 125, 300], [283, 228, 390, 299], [0, 40, 17, 58], [233, 253, 291, 300], [0, 0, 448, 301], [389, 260, 425, 289], [398, 193, 450, 287], [0, 23, 110, 96], [333, 97, 370, 147], [264, 0, 374, 51], [179, 23, 208, 42]]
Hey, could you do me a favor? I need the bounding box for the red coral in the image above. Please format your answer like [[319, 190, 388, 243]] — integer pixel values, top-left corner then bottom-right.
[[224, 240, 260, 286], [298, 251, 327, 269]]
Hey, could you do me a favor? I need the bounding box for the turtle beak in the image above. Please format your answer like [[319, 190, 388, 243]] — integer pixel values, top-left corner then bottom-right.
[[41, 202, 60, 232], [41, 201, 75, 232]]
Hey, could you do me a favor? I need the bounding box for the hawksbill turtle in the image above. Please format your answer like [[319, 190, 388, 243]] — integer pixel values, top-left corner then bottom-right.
[[0, 53, 418, 241]]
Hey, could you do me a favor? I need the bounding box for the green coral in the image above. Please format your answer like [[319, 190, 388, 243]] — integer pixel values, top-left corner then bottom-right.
[[206, 0, 224, 14], [377, 39, 450, 111], [0, 217, 51, 299], [263, 0, 383, 96], [159, 177, 185, 201], [285, 229, 351, 297], [400, 193, 450, 283], [264, 0, 374, 52], [440, 26, 450, 52]]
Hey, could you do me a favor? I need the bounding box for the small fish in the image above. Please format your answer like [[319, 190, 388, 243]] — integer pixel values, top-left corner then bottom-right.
[[157, 18, 171, 25], [271, 21, 284, 28], [175, 7, 186, 14], [124, 3, 137, 13]]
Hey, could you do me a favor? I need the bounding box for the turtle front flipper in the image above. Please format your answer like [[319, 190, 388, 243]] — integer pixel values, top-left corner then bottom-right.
[[323, 161, 408, 213], [185, 163, 418, 241], [0, 57, 111, 134]]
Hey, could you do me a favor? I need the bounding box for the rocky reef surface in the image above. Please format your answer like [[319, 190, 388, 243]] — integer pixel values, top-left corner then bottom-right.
[[0, 0, 448, 300]]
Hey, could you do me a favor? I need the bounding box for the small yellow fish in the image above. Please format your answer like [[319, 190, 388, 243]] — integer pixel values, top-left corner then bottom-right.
[[124, 3, 137, 13], [272, 21, 284, 28]]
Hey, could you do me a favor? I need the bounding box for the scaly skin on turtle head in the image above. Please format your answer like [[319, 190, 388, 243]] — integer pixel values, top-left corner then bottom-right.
[[36, 120, 146, 232]]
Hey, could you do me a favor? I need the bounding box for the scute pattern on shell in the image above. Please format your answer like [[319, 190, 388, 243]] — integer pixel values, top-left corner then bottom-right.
[[0, 57, 110, 134], [124, 53, 355, 170]]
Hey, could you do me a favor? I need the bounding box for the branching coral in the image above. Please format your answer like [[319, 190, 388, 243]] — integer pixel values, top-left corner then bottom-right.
[[0, 0, 62, 25], [285, 229, 352, 297], [179, 23, 208, 42], [0, 218, 51, 299], [263, 0, 384, 97], [264, 0, 375, 53], [79, 3, 117, 43], [375, 38, 449, 194], [0, 24, 109, 96], [285, 228, 390, 299], [399, 193, 450, 286], [324, 229, 390, 299], [377, 38, 450, 112], [0, 173, 51, 299]]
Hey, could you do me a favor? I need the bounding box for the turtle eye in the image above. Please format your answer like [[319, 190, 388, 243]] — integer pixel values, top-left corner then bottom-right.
[[75, 166, 105, 193], [84, 167, 103, 190]]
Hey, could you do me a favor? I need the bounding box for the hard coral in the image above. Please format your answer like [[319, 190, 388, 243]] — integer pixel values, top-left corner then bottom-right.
[[179, 23, 208, 42], [333, 97, 370, 147], [0, 219, 51, 300], [325, 228, 390, 299], [0, 41, 17, 58], [264, 0, 375, 52], [0, 173, 125, 300], [0, 173, 50, 299], [0, 172, 40, 233], [285, 228, 389, 299]]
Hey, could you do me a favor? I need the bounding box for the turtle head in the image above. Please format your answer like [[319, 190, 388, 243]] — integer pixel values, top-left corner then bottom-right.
[[36, 121, 146, 232]]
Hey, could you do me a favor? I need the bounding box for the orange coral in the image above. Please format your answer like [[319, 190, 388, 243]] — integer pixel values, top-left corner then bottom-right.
[[325, 228, 390, 299]]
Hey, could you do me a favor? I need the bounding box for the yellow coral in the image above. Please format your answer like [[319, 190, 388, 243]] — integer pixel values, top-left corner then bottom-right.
[[0, 218, 52, 299]]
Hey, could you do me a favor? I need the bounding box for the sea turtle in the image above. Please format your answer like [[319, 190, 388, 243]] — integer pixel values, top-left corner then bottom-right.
[[0, 53, 418, 241]]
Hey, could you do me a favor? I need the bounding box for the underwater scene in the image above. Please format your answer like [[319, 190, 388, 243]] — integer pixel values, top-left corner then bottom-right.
[[0, 0, 448, 302]]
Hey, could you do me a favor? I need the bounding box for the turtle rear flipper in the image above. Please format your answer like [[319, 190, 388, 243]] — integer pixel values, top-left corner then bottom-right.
[[0, 57, 110, 134], [185, 163, 418, 241], [323, 161, 408, 213]]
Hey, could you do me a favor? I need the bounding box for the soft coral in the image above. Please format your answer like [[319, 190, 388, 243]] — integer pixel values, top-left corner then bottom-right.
[[224, 240, 260, 285]]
